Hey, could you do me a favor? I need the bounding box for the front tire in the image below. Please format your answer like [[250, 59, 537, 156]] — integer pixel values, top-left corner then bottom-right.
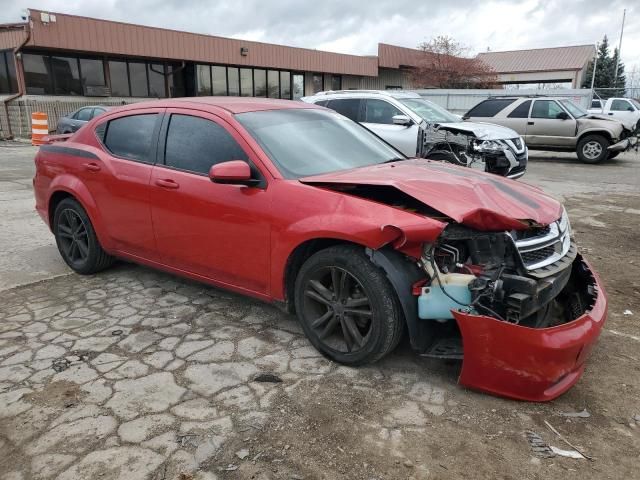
[[294, 245, 404, 365], [53, 198, 114, 274], [577, 135, 609, 163]]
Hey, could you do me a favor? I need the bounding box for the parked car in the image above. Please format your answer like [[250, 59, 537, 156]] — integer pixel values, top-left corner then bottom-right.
[[34, 98, 607, 401], [588, 97, 640, 131], [56, 106, 110, 134], [302, 90, 527, 179], [464, 96, 637, 163]]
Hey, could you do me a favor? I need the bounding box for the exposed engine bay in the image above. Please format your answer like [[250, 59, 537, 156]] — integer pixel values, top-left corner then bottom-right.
[[416, 217, 596, 331], [417, 121, 526, 178]]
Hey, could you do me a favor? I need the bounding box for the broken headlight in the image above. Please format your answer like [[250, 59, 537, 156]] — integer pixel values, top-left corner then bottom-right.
[[474, 139, 507, 153]]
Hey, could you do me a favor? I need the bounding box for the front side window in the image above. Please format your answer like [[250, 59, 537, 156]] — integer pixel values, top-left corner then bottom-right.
[[236, 109, 402, 179], [164, 114, 248, 175], [611, 99, 633, 112], [507, 100, 532, 118], [466, 99, 515, 118], [364, 99, 403, 124], [74, 108, 93, 121], [103, 114, 158, 162], [531, 100, 565, 119], [327, 98, 361, 122]]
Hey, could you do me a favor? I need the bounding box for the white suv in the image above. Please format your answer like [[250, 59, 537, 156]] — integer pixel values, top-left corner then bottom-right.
[[302, 90, 528, 178]]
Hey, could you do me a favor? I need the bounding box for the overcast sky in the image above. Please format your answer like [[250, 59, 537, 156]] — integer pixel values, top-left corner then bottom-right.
[[1, 0, 637, 76]]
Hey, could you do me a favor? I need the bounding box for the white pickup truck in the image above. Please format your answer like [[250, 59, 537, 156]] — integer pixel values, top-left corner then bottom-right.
[[588, 97, 640, 131]]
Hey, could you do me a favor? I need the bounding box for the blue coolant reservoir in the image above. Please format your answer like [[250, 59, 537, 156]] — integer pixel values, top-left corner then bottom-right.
[[418, 275, 474, 320]]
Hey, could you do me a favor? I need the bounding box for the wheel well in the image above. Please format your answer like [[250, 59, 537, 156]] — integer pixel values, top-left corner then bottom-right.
[[48, 191, 74, 228], [283, 238, 362, 314], [577, 131, 613, 144]]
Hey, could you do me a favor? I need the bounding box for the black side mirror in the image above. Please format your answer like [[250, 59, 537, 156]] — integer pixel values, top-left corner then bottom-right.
[[556, 111, 570, 120]]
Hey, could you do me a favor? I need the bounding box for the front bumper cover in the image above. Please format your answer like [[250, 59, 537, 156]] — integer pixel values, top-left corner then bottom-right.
[[452, 255, 607, 401], [609, 135, 638, 152]]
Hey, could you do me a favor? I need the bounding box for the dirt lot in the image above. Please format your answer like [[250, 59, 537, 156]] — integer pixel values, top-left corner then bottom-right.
[[0, 144, 639, 480]]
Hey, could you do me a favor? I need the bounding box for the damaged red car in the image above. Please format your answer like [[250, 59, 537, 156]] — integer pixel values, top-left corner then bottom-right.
[[33, 98, 607, 401]]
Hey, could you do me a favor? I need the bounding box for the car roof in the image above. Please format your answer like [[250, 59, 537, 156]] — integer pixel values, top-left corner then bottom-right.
[[486, 96, 570, 101], [303, 90, 422, 101], [121, 97, 321, 114]]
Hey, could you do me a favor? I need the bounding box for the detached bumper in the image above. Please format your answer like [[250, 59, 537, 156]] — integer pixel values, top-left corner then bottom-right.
[[609, 136, 638, 152], [452, 256, 607, 401]]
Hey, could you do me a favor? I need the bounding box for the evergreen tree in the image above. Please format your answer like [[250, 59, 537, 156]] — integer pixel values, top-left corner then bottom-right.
[[582, 35, 626, 95]]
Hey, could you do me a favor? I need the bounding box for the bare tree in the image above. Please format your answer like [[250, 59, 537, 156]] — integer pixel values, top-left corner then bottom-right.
[[410, 36, 498, 89]]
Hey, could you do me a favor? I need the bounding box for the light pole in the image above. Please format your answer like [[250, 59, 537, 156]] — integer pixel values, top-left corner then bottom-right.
[[613, 9, 626, 92]]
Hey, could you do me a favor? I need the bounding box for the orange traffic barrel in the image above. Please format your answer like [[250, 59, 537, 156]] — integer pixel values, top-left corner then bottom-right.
[[31, 112, 49, 146]]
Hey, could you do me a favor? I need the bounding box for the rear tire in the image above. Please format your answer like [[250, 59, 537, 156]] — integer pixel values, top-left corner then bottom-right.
[[577, 135, 609, 164], [294, 245, 404, 365], [53, 198, 114, 274]]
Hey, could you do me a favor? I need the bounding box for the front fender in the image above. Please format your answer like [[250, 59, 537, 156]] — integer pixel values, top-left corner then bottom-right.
[[47, 175, 114, 251]]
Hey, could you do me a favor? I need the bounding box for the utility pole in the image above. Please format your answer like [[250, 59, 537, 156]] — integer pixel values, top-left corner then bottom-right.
[[590, 42, 599, 104], [613, 9, 626, 90]]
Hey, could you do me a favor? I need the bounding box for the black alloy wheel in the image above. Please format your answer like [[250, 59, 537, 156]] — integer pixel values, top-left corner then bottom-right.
[[57, 208, 90, 269]]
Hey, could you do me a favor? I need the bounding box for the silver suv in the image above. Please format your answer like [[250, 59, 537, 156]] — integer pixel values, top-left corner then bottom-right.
[[464, 96, 637, 163], [302, 90, 527, 178]]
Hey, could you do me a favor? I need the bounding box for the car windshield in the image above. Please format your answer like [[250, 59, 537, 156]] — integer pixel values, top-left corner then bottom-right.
[[399, 98, 460, 123], [236, 109, 404, 179], [630, 99, 640, 109], [559, 99, 587, 118]]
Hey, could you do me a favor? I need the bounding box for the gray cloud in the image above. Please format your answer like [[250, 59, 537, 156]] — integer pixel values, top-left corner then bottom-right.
[[1, 0, 636, 73]]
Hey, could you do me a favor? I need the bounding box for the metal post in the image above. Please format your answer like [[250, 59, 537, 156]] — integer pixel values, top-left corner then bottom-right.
[[613, 9, 626, 90]]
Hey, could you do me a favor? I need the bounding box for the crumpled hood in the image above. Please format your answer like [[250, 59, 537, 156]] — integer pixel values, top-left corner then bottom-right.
[[300, 159, 562, 231], [444, 121, 520, 140]]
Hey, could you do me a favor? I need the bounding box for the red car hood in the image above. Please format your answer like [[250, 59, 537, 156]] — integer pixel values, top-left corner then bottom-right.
[[300, 159, 562, 231]]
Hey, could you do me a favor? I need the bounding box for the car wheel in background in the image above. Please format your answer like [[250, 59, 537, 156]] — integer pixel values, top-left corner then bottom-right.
[[294, 245, 404, 365], [577, 135, 609, 163], [53, 198, 114, 274]]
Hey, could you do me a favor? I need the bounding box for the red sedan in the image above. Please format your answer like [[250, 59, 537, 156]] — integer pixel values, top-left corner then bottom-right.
[[33, 98, 607, 401]]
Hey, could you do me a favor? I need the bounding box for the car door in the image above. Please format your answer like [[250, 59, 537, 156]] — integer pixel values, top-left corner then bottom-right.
[[525, 100, 577, 147], [360, 99, 418, 156], [609, 99, 637, 125], [88, 108, 163, 258], [497, 100, 531, 135], [149, 109, 272, 295]]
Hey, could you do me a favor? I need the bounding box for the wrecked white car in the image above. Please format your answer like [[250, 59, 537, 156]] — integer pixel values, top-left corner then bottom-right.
[[302, 90, 528, 179]]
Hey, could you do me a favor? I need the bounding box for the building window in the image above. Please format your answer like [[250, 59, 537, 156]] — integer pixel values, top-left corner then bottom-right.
[[109, 60, 130, 96], [128, 62, 148, 97], [267, 70, 279, 98], [227, 67, 239, 96], [212, 66, 227, 95], [292, 73, 304, 100], [148, 63, 166, 98], [240, 68, 253, 97], [280, 71, 291, 99], [0, 50, 17, 94], [197, 65, 212, 96], [23, 54, 53, 94], [168, 63, 186, 97], [254, 69, 266, 97], [79, 58, 106, 90], [312, 73, 323, 94], [51, 56, 82, 95], [331, 75, 342, 91]]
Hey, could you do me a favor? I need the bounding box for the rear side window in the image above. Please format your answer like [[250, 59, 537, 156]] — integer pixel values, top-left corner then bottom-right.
[[103, 114, 158, 162], [590, 100, 602, 109], [327, 98, 362, 121], [164, 114, 248, 175], [507, 100, 532, 118], [466, 99, 516, 117], [363, 99, 403, 124], [74, 108, 93, 121]]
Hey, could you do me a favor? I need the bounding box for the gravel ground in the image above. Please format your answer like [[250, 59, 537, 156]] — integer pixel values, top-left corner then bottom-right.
[[0, 144, 639, 480]]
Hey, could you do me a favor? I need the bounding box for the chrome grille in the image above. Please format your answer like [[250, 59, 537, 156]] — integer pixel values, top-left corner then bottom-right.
[[511, 216, 572, 270]]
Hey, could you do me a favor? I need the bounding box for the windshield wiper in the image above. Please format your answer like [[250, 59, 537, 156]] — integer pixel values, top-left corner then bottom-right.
[[382, 157, 406, 164]]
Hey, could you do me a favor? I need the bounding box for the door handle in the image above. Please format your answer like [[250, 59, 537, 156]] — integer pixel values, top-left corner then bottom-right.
[[83, 162, 101, 172], [155, 178, 180, 189], [527, 121, 535, 125], [608, 112, 614, 115]]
